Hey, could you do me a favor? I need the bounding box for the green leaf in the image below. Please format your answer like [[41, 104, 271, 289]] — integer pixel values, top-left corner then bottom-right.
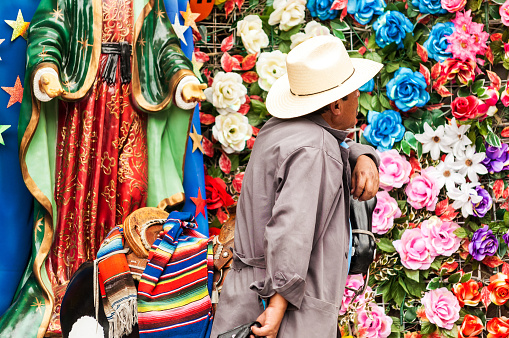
[[405, 277, 426, 297], [391, 316, 401, 332], [466, 0, 482, 10], [448, 272, 462, 284], [492, 0, 506, 4], [404, 131, 418, 149], [359, 93, 373, 111], [367, 34, 377, 49], [401, 140, 411, 156], [472, 79, 485, 94], [371, 95, 381, 112], [404, 307, 418, 323], [486, 132, 502, 147], [427, 276, 441, 290], [379, 94, 392, 109], [330, 19, 350, 31], [404, 268, 420, 282], [332, 30, 346, 41], [278, 40, 291, 54], [279, 25, 302, 41], [460, 272, 472, 283], [377, 280, 392, 299], [504, 211, 509, 226], [391, 284, 406, 305], [385, 62, 400, 73], [377, 238, 396, 253], [420, 321, 437, 335], [398, 278, 410, 294], [250, 82, 263, 96], [430, 258, 443, 271], [457, 86, 470, 97], [230, 155, 240, 172], [365, 52, 383, 64], [453, 227, 469, 239]]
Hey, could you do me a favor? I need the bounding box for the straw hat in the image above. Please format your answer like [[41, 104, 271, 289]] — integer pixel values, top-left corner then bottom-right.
[[266, 35, 383, 119]]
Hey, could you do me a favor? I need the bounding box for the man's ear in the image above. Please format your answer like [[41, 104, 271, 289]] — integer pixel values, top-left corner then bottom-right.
[[328, 99, 343, 117]]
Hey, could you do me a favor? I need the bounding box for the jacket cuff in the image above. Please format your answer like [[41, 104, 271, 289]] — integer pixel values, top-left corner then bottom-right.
[[348, 144, 380, 169], [250, 272, 306, 310]]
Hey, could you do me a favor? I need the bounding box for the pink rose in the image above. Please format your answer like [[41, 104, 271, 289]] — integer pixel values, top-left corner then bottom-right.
[[357, 303, 393, 338], [378, 149, 412, 191], [339, 274, 372, 315], [441, 0, 466, 12], [405, 168, 440, 211], [502, 83, 509, 107], [421, 216, 461, 257], [451, 96, 481, 121], [421, 288, 461, 330], [500, 1, 509, 26], [393, 228, 434, 270], [373, 191, 402, 235]]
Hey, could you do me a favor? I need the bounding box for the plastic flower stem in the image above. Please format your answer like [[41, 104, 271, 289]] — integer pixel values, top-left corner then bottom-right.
[[485, 2, 489, 32], [349, 18, 368, 51], [400, 291, 406, 329]]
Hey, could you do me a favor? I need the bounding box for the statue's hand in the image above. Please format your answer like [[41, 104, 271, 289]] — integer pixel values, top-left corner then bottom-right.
[[39, 73, 66, 98], [182, 82, 207, 103]]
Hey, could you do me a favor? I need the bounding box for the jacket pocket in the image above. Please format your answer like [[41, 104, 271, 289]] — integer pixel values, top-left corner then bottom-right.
[[300, 295, 338, 315]]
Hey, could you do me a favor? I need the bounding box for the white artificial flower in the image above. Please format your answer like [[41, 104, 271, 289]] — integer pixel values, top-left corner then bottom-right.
[[237, 15, 269, 54], [212, 112, 253, 154], [290, 21, 331, 49], [442, 118, 472, 157], [426, 154, 465, 191], [204, 72, 247, 115], [451, 145, 488, 183], [255, 50, 287, 91], [447, 182, 482, 217], [268, 0, 306, 31], [414, 123, 452, 160]]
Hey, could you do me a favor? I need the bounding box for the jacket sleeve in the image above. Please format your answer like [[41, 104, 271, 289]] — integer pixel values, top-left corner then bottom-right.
[[249, 146, 343, 310], [344, 139, 380, 168]]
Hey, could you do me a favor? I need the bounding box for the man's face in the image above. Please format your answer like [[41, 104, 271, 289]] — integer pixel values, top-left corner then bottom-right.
[[325, 89, 360, 130]]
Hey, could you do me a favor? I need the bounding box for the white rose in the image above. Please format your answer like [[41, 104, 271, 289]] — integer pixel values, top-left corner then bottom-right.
[[237, 15, 269, 54], [256, 50, 287, 91], [204, 72, 247, 115], [268, 0, 306, 31], [290, 21, 331, 49], [212, 112, 253, 154]]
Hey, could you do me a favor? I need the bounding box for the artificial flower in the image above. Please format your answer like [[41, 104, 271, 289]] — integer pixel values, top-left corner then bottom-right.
[[441, 0, 466, 12], [442, 117, 472, 157], [421, 216, 461, 257], [451, 145, 487, 183], [393, 228, 434, 270], [339, 274, 372, 314], [482, 143, 509, 174], [373, 11, 413, 49], [427, 154, 466, 191], [472, 186, 492, 218], [204, 72, 248, 115], [447, 11, 488, 61], [501, 1, 509, 26], [415, 123, 452, 160], [421, 288, 460, 330], [212, 112, 253, 154], [268, 0, 307, 31], [412, 0, 446, 15], [386, 67, 430, 112], [446, 29, 477, 61], [451, 96, 481, 121], [441, 58, 476, 86], [459, 315, 484, 338], [447, 182, 482, 217], [477, 86, 500, 117], [468, 225, 498, 261], [256, 50, 287, 91], [363, 110, 405, 151], [487, 317, 509, 338], [205, 175, 235, 210], [452, 280, 483, 307], [307, 0, 337, 20], [502, 83, 509, 107], [359, 78, 375, 92], [488, 273, 509, 306], [347, 0, 386, 25], [423, 22, 454, 62], [232, 172, 245, 193], [372, 191, 402, 234], [377, 149, 412, 190], [504, 231, 509, 246], [290, 21, 331, 49], [405, 168, 440, 211], [356, 303, 393, 338], [237, 15, 269, 54]]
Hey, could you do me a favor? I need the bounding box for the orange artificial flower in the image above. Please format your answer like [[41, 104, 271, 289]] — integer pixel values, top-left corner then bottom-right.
[[488, 273, 509, 306], [459, 315, 484, 338], [487, 317, 509, 338], [404, 332, 422, 338], [416, 306, 428, 321], [452, 279, 483, 307]]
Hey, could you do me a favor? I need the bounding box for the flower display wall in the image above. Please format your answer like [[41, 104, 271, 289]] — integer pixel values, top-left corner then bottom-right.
[[193, 0, 509, 336]]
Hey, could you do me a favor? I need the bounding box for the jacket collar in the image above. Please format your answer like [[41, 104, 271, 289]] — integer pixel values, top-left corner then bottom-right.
[[304, 114, 349, 143]]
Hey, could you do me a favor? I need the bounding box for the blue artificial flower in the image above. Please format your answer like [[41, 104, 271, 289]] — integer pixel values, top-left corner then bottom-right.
[[411, 0, 446, 14], [386, 67, 430, 112], [307, 0, 338, 21], [423, 22, 454, 62], [347, 0, 386, 25], [363, 110, 405, 151], [372, 11, 413, 49], [359, 79, 375, 92]]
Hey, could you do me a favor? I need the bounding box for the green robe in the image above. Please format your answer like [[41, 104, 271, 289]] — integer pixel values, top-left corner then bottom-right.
[[0, 0, 195, 336]]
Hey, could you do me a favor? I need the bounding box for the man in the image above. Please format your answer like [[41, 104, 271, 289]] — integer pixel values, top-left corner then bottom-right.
[[211, 35, 383, 338]]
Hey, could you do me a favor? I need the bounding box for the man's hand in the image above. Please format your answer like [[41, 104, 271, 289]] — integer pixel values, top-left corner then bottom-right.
[[39, 73, 66, 98], [250, 293, 288, 338], [351, 155, 379, 201], [182, 82, 207, 103]]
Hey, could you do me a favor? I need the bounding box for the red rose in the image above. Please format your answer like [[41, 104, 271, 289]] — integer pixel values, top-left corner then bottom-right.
[[205, 175, 235, 210], [232, 172, 245, 194], [459, 315, 484, 338], [452, 279, 483, 307], [451, 96, 480, 121], [488, 317, 509, 338]]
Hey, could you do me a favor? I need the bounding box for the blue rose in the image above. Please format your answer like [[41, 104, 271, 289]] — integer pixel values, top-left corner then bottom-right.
[[363, 110, 405, 151], [411, 0, 446, 14], [423, 22, 454, 62], [347, 0, 386, 25], [307, 0, 338, 21], [373, 11, 413, 49], [359, 79, 375, 92], [386, 67, 430, 112]]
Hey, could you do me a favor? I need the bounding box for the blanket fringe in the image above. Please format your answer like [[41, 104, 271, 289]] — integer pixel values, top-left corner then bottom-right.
[[108, 297, 138, 338]]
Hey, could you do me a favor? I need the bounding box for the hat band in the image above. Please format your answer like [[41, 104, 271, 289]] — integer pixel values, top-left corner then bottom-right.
[[289, 68, 355, 97]]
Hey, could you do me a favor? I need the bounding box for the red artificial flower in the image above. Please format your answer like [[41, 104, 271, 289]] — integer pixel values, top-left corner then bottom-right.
[[441, 59, 476, 86], [451, 96, 481, 121], [459, 315, 484, 338], [232, 172, 245, 194], [487, 317, 509, 338], [452, 279, 483, 307], [488, 273, 509, 306], [205, 175, 235, 210]]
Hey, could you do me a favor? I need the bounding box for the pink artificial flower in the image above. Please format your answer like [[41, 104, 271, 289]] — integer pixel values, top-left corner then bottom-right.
[[500, 0, 509, 26], [502, 83, 509, 107], [441, 0, 466, 12], [478, 86, 500, 117], [339, 274, 372, 315], [378, 149, 412, 191], [373, 191, 402, 235], [421, 288, 461, 330], [393, 228, 434, 270], [451, 10, 473, 32], [446, 30, 477, 62], [504, 43, 509, 58], [421, 216, 461, 257], [356, 303, 393, 338], [405, 168, 440, 211], [468, 23, 489, 55]]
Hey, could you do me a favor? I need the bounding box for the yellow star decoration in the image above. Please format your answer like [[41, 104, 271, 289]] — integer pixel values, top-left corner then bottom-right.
[[38, 46, 50, 61], [51, 4, 64, 22], [31, 297, 44, 314], [180, 3, 200, 33], [0, 125, 10, 145], [0, 39, 4, 61], [172, 13, 189, 46], [78, 37, 93, 58], [189, 125, 204, 153], [5, 10, 30, 41], [35, 217, 44, 232], [138, 36, 146, 57]]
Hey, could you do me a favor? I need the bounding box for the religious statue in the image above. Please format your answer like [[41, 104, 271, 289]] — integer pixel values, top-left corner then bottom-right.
[[0, 0, 206, 336]]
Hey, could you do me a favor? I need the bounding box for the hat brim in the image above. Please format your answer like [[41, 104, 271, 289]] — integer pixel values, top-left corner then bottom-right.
[[266, 58, 383, 119]]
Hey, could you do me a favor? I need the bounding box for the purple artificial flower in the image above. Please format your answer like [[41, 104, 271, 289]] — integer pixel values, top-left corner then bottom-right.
[[472, 186, 492, 218], [503, 231, 509, 246], [482, 143, 509, 173], [468, 225, 498, 261]]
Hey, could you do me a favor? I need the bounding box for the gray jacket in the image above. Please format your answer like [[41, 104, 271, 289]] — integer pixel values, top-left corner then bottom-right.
[[211, 115, 379, 337]]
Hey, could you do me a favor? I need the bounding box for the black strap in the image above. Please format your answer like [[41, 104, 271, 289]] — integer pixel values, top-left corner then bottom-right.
[[101, 42, 132, 85]]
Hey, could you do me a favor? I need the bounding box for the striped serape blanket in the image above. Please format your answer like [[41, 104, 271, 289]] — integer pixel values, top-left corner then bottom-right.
[[137, 211, 214, 338]]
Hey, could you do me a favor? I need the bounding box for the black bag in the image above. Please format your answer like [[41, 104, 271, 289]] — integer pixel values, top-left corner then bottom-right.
[[348, 196, 377, 275], [218, 321, 264, 338]]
